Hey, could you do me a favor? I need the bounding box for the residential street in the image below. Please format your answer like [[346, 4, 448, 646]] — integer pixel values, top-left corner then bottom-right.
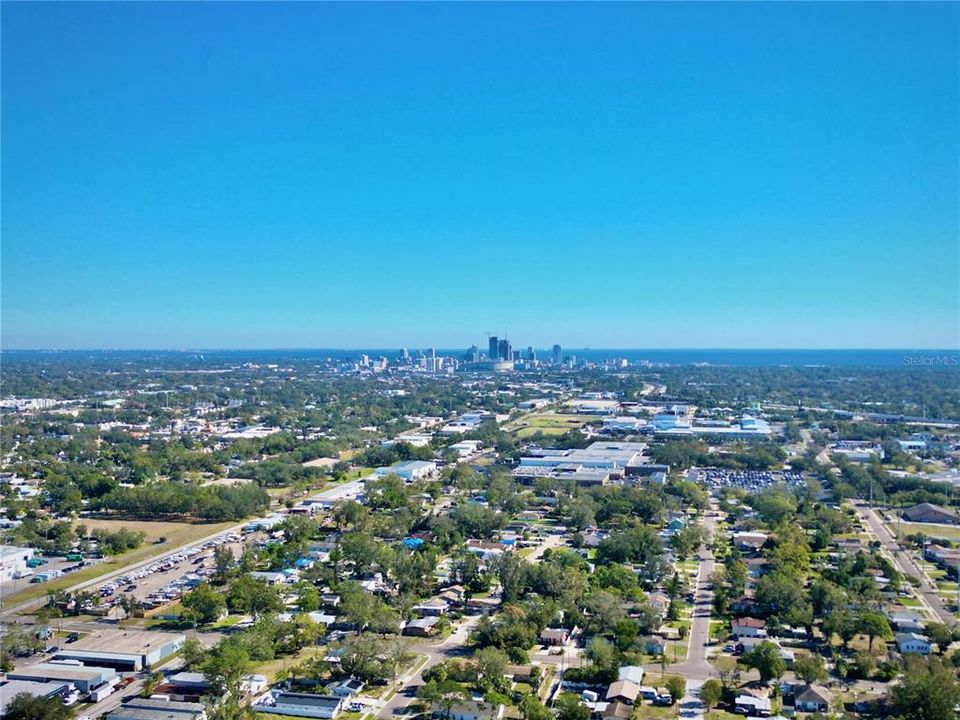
[[375, 614, 483, 719], [669, 506, 720, 719], [852, 501, 955, 624]]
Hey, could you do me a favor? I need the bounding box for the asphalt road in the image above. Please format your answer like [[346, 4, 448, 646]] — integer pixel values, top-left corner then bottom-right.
[[669, 507, 720, 719], [852, 501, 955, 624]]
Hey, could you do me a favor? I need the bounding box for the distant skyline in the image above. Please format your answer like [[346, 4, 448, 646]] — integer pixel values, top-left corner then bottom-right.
[[2, 2, 958, 350]]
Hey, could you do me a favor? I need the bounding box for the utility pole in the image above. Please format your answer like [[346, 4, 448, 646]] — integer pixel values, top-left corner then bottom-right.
[[897, 500, 902, 543]]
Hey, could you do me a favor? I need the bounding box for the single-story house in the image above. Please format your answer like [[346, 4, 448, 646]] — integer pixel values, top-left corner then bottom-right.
[[889, 613, 925, 633], [328, 678, 365, 698], [540, 628, 570, 646], [640, 637, 666, 656], [732, 617, 767, 638], [403, 617, 439, 637], [735, 694, 772, 717], [605, 680, 640, 705], [733, 532, 768, 551], [896, 632, 932, 655], [617, 666, 644, 685], [413, 599, 449, 617], [601, 701, 632, 720], [257, 692, 343, 719], [443, 701, 504, 720], [794, 685, 830, 713], [249, 571, 287, 586]]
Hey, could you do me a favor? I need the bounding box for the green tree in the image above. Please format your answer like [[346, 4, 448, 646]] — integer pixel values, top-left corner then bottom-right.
[[857, 611, 892, 652], [742, 641, 786, 684], [2, 693, 76, 720], [474, 647, 509, 692], [212, 545, 235, 584], [699, 679, 722, 717], [585, 637, 618, 679], [925, 622, 955, 654], [793, 654, 828, 685], [519, 695, 553, 720], [180, 637, 206, 670], [182, 582, 227, 625], [419, 679, 469, 719], [666, 676, 686, 706], [554, 693, 590, 720], [202, 638, 253, 720], [891, 656, 960, 720]]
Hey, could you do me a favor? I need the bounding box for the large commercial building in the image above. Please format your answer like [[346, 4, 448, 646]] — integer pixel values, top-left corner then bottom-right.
[[488, 336, 499, 361], [373, 460, 438, 482], [55, 630, 185, 671], [0, 680, 70, 714], [107, 697, 206, 720], [7, 662, 118, 694], [513, 441, 655, 486], [0, 544, 34, 583], [653, 413, 772, 440]]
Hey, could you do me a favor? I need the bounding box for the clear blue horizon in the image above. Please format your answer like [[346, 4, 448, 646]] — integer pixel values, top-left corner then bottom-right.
[[2, 2, 958, 350]]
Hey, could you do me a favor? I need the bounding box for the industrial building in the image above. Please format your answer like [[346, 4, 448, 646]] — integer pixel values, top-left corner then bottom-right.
[[373, 460, 437, 482], [7, 662, 118, 694], [653, 413, 772, 439], [106, 697, 206, 720], [55, 630, 185, 671], [0, 544, 35, 583], [513, 441, 655, 486], [0, 680, 70, 714]]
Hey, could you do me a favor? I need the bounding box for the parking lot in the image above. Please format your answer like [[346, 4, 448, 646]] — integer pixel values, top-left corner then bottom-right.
[[79, 531, 254, 614], [692, 467, 805, 492]]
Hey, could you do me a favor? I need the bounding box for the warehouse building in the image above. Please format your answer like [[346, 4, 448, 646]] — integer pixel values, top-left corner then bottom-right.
[[107, 697, 206, 720], [55, 630, 185, 671], [7, 662, 118, 694], [0, 544, 35, 583], [0, 679, 70, 714]]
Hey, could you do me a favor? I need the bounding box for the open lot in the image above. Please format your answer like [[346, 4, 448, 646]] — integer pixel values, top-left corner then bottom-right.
[[77, 518, 223, 543], [512, 413, 600, 438], [891, 521, 960, 541]]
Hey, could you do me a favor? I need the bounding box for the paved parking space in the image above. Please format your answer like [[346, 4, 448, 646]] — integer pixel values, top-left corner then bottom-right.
[[80, 532, 257, 613]]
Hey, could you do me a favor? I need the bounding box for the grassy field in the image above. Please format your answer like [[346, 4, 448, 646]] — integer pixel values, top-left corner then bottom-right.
[[78, 518, 227, 542], [253, 646, 326, 682], [891, 522, 960, 541], [512, 414, 599, 438], [5, 519, 235, 608]]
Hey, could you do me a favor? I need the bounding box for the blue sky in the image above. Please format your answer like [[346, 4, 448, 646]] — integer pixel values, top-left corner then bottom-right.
[[2, 2, 957, 349]]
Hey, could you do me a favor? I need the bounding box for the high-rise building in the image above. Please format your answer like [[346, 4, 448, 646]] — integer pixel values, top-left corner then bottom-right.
[[489, 336, 499, 361], [552, 344, 562, 364], [469, 345, 480, 363], [498, 339, 512, 362], [527, 346, 535, 362]]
